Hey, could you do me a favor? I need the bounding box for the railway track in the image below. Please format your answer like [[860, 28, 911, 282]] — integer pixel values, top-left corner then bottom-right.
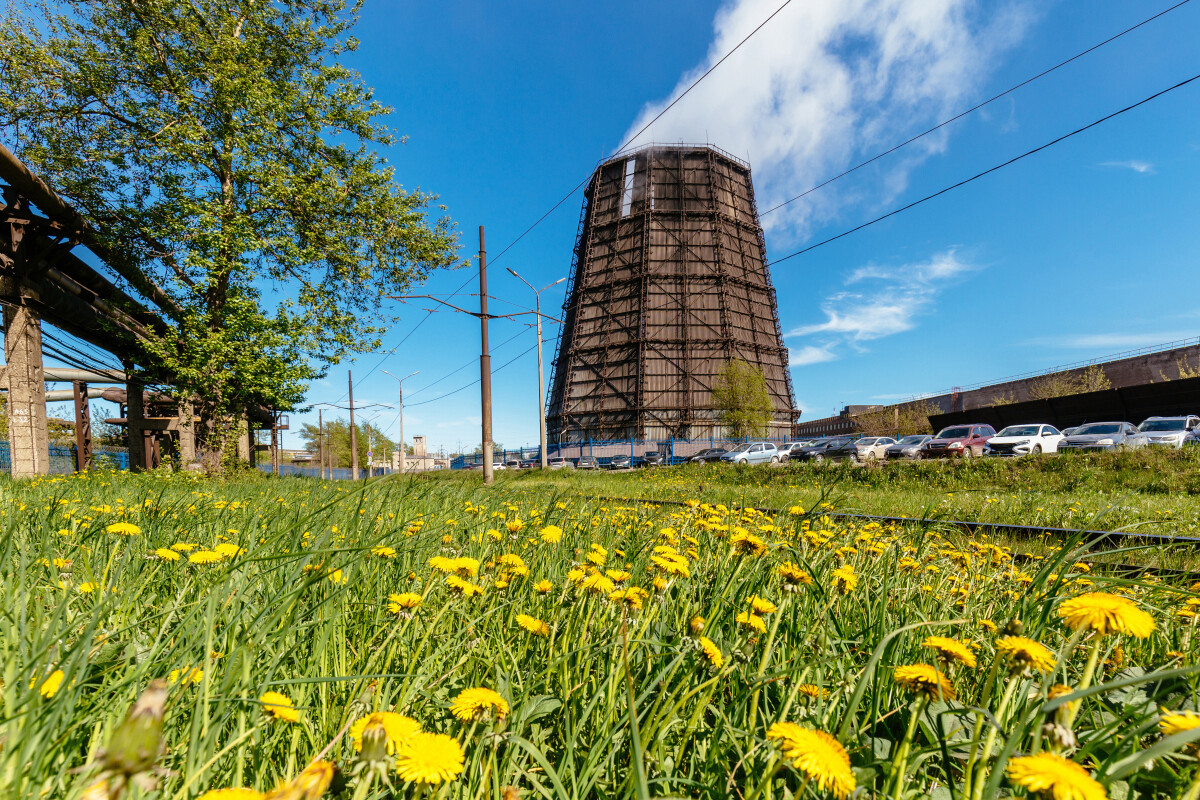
[[580, 494, 1200, 581]]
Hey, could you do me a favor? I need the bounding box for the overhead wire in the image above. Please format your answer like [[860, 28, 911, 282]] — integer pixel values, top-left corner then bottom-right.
[[770, 70, 1200, 266], [759, 0, 1195, 217]]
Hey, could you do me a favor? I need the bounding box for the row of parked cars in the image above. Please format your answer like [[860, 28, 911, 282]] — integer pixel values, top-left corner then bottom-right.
[[785, 414, 1200, 463], [469, 415, 1200, 471]]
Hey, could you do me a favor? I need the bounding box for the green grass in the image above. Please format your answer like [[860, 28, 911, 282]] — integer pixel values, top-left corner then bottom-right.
[[2, 467, 1199, 800]]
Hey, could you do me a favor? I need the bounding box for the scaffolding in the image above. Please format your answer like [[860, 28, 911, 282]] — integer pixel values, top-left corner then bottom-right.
[[546, 144, 795, 442]]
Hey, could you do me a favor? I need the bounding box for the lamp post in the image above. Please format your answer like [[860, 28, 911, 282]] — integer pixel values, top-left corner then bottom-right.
[[382, 369, 419, 474], [506, 269, 565, 469]]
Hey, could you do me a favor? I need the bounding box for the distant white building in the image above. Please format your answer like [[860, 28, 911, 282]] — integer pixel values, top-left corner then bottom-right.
[[393, 435, 448, 472]]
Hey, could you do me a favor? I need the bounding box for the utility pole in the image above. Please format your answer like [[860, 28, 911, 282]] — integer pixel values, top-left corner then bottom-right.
[[479, 226, 494, 486], [348, 370, 359, 479], [382, 369, 418, 476], [507, 269, 565, 469], [318, 408, 326, 479]]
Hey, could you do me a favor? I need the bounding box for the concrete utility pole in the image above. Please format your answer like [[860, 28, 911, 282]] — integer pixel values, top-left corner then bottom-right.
[[382, 369, 418, 475], [479, 226, 494, 486], [507, 268, 565, 469], [348, 370, 359, 479], [318, 408, 326, 479]]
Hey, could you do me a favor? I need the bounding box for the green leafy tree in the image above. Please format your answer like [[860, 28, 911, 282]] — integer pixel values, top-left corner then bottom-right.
[[0, 0, 461, 461], [711, 359, 774, 438], [298, 418, 396, 469]]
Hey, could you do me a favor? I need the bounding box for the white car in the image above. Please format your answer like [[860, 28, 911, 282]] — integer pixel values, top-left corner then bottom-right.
[[492, 461, 506, 471], [854, 436, 897, 461], [982, 424, 1063, 457], [547, 457, 574, 470], [1130, 416, 1200, 448]]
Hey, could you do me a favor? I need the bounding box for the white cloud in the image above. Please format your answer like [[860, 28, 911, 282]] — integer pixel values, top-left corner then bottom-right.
[[621, 0, 1030, 241], [788, 344, 837, 366], [1100, 160, 1155, 174], [787, 249, 974, 345]]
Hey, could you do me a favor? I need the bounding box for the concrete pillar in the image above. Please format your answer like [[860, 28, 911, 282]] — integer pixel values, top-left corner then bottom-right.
[[126, 376, 147, 471], [3, 299, 50, 477], [237, 416, 251, 462]]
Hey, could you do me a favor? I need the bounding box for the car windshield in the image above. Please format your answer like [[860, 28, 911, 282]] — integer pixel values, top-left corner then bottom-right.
[[1074, 423, 1121, 435], [827, 438, 851, 447], [726, 444, 753, 454], [997, 426, 1042, 437], [935, 426, 971, 439], [1139, 419, 1188, 432], [898, 436, 926, 445], [857, 438, 878, 445]]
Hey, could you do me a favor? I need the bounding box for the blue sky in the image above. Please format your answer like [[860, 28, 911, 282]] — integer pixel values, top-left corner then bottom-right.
[[43, 0, 1200, 453]]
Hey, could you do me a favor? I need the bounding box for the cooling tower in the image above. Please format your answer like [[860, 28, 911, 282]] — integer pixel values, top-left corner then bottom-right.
[[546, 144, 795, 441]]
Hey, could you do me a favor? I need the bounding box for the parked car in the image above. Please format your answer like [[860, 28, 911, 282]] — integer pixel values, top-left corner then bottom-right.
[[519, 459, 538, 469], [885, 435, 932, 460], [608, 454, 632, 470], [491, 461, 506, 471], [643, 451, 666, 467], [690, 448, 729, 464], [1130, 415, 1200, 448], [855, 436, 897, 462], [505, 460, 522, 470], [983, 424, 1063, 457], [547, 456, 573, 470], [576, 455, 600, 469], [791, 437, 858, 463], [1060, 426, 1079, 437], [919, 424, 996, 459], [778, 441, 812, 462], [1058, 421, 1140, 452], [719, 442, 780, 465]]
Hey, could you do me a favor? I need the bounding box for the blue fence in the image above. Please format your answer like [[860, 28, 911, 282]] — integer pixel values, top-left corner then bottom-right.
[[449, 435, 825, 470], [0, 442, 129, 474], [256, 463, 393, 480]]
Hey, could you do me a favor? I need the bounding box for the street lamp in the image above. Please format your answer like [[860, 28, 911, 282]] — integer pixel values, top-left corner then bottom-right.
[[382, 369, 419, 474], [506, 269, 565, 469]]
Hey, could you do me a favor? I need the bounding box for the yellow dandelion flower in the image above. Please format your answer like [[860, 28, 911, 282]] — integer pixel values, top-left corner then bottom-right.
[[893, 664, 955, 700], [105, 522, 140, 536], [171, 542, 197, 552], [539, 525, 563, 543], [609, 586, 648, 610], [450, 687, 509, 721], [798, 684, 830, 699], [516, 614, 550, 637], [388, 593, 423, 614], [507, 518, 526, 534], [766, 723, 856, 799], [77, 582, 98, 593], [371, 546, 397, 558], [533, 579, 553, 594], [995, 636, 1057, 674], [736, 611, 767, 634], [395, 732, 464, 784], [198, 790, 264, 800], [349, 711, 421, 753], [1160, 710, 1200, 737], [169, 667, 203, 685], [689, 615, 706, 634], [698, 636, 724, 669], [1005, 753, 1105, 800], [273, 760, 333, 798], [429, 556, 456, 573], [213, 542, 244, 558], [831, 565, 858, 594], [37, 669, 65, 698], [922, 636, 977, 669], [451, 557, 479, 577], [1057, 592, 1156, 638], [259, 690, 300, 723], [580, 573, 615, 595], [748, 596, 778, 615], [153, 548, 181, 561], [189, 550, 222, 565], [445, 575, 484, 597], [606, 569, 632, 582], [327, 569, 346, 584], [778, 562, 813, 586], [730, 530, 767, 556], [499, 553, 527, 570]]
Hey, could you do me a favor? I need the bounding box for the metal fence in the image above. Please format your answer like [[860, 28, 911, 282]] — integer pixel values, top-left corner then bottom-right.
[[255, 464, 394, 480], [0, 442, 129, 475], [449, 435, 821, 470]]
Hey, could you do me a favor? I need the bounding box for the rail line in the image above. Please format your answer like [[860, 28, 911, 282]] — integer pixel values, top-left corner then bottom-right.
[[578, 494, 1200, 580]]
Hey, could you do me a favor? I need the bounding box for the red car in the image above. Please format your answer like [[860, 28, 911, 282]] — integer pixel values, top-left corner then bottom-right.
[[919, 424, 996, 459]]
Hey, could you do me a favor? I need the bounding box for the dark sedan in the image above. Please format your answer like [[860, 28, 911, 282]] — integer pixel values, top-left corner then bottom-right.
[[789, 437, 858, 464], [643, 451, 666, 467], [690, 448, 729, 464], [576, 455, 600, 469], [608, 454, 632, 470]]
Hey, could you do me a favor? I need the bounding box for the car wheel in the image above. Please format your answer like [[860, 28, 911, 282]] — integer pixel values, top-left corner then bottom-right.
[[814, 454, 824, 464], [770, 455, 779, 464], [961, 447, 973, 459], [866, 451, 877, 462], [1031, 444, 1042, 456]]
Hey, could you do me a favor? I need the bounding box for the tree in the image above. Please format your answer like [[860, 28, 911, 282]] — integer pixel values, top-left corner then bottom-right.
[[298, 418, 396, 469], [0, 0, 461, 459], [851, 399, 941, 437], [711, 359, 774, 438]]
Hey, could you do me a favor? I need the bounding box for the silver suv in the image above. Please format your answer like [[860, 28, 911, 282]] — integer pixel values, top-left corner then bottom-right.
[[1131, 416, 1200, 449]]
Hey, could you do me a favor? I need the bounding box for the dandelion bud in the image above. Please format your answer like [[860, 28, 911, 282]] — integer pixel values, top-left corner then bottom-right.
[[1041, 721, 1077, 751], [100, 679, 167, 779], [688, 616, 705, 635], [359, 719, 390, 765], [269, 760, 335, 800], [1003, 618, 1023, 636]]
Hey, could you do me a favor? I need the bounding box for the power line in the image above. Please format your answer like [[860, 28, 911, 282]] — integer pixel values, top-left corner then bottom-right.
[[760, 0, 1195, 217], [405, 341, 538, 409], [770, 70, 1200, 266]]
